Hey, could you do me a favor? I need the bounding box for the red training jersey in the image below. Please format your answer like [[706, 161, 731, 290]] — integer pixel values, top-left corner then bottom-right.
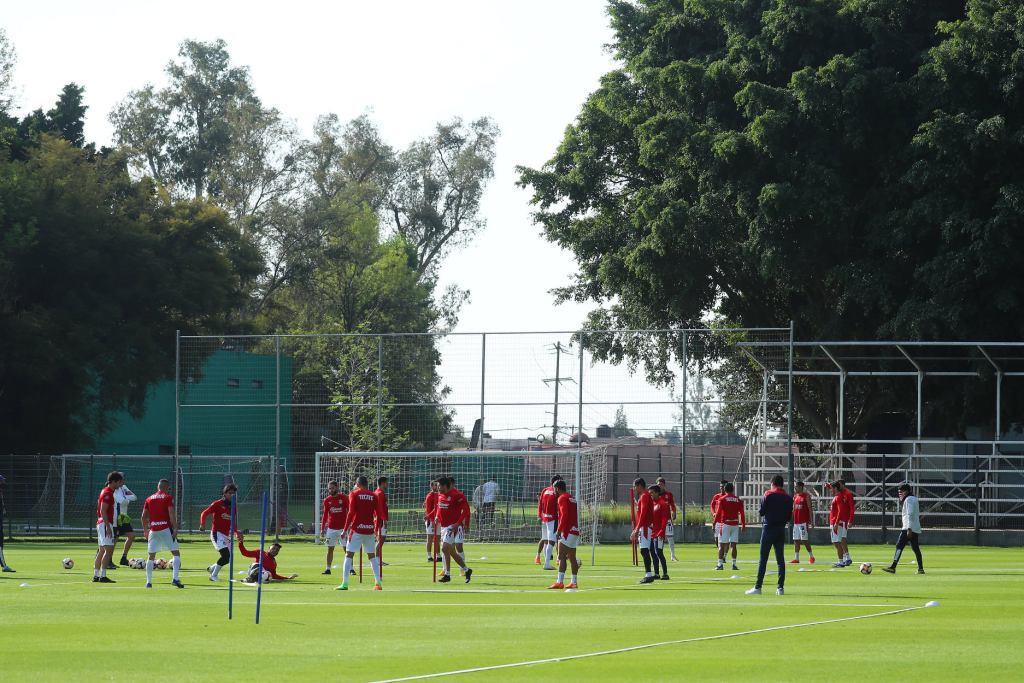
[[238, 538, 290, 580], [374, 487, 389, 530], [556, 492, 579, 537], [829, 493, 850, 526], [346, 488, 378, 535], [652, 498, 669, 538], [634, 490, 653, 530], [792, 492, 812, 525], [710, 492, 726, 517], [661, 490, 678, 517], [538, 486, 558, 522], [200, 498, 234, 536], [97, 486, 115, 525], [321, 493, 348, 533], [142, 491, 174, 531], [436, 487, 470, 528], [841, 488, 855, 525], [424, 490, 438, 519], [714, 494, 746, 527]]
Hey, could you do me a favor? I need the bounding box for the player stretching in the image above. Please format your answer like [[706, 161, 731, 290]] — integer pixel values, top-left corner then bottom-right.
[[140, 479, 184, 589], [789, 481, 815, 564], [535, 475, 561, 569], [710, 480, 727, 561], [0, 474, 13, 572], [435, 476, 473, 583], [631, 478, 655, 584], [320, 480, 348, 575], [882, 483, 925, 574], [656, 477, 679, 561], [548, 480, 581, 590], [238, 533, 297, 583], [828, 480, 854, 567], [650, 485, 670, 580], [199, 483, 237, 581], [424, 479, 441, 562], [94, 471, 123, 583], [374, 476, 389, 565], [113, 477, 138, 567], [337, 475, 383, 591], [715, 483, 745, 571]]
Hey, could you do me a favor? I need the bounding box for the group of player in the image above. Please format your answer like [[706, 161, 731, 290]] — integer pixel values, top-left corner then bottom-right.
[[626, 476, 678, 583], [534, 475, 583, 589]]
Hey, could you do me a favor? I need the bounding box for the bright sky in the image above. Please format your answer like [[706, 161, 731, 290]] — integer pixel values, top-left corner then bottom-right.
[[4, 2, 699, 439]]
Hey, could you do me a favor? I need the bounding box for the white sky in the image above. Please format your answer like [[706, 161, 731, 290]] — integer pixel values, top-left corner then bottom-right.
[[4, 2, 703, 439]]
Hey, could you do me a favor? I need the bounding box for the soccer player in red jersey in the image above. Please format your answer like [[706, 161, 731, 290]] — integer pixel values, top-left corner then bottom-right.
[[710, 480, 728, 557], [337, 475, 383, 591], [320, 480, 348, 575], [94, 471, 123, 583], [424, 479, 441, 562], [199, 483, 237, 581], [374, 476, 389, 564], [535, 475, 561, 569], [714, 482, 746, 571], [656, 476, 679, 561], [631, 477, 655, 583], [548, 479, 581, 590], [828, 480, 854, 567], [789, 480, 815, 564], [435, 476, 473, 583], [237, 532, 297, 583], [140, 479, 184, 589], [840, 480, 855, 565], [650, 485, 670, 580]]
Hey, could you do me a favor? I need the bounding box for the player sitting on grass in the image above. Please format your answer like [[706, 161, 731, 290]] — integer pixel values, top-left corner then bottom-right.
[[238, 533, 297, 583], [536, 475, 561, 569], [882, 483, 925, 575], [337, 475, 383, 591], [320, 480, 348, 575], [141, 479, 184, 589], [436, 476, 473, 584], [789, 481, 815, 564], [94, 471, 124, 583], [548, 479, 581, 590], [715, 482, 745, 571], [631, 478, 655, 584], [199, 484, 237, 581], [424, 479, 441, 562], [650, 485, 670, 580]]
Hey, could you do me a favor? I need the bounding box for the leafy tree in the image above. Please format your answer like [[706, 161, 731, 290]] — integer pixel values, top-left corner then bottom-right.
[[519, 0, 1023, 439], [0, 29, 14, 114], [612, 404, 637, 437]]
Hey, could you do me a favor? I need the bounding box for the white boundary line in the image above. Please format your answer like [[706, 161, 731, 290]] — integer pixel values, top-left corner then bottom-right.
[[267, 600, 903, 608], [368, 605, 926, 683]]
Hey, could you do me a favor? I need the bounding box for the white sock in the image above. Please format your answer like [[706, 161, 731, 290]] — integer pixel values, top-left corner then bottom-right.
[[557, 571, 565, 583], [172, 556, 181, 581], [100, 566, 107, 578], [795, 549, 800, 560], [571, 574, 577, 584], [213, 563, 222, 578], [544, 544, 553, 566], [844, 553, 850, 561], [93, 568, 99, 578], [645, 571, 653, 578], [342, 555, 353, 580], [146, 560, 154, 583], [371, 557, 382, 584]]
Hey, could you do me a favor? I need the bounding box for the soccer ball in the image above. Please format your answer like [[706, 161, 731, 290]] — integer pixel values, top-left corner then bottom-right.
[[128, 558, 144, 569], [61, 557, 74, 569], [261, 570, 272, 584], [859, 562, 873, 575], [155, 558, 168, 570]]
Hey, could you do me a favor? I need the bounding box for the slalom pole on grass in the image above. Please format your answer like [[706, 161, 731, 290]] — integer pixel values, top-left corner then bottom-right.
[[228, 496, 236, 620], [255, 490, 268, 625]]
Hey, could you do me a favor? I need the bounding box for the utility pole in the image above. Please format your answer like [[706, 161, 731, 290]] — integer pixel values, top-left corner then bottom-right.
[[543, 342, 576, 445]]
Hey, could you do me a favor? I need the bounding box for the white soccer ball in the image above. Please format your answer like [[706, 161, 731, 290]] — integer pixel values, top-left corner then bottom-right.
[[61, 557, 74, 569], [261, 570, 272, 583], [859, 562, 873, 575]]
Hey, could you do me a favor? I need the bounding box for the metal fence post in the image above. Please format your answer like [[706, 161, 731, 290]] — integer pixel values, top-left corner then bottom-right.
[[275, 334, 282, 539], [576, 333, 584, 503], [881, 452, 887, 543], [174, 330, 181, 505], [680, 330, 687, 523], [376, 335, 383, 450], [59, 456, 66, 530], [787, 320, 795, 494], [480, 334, 486, 450]]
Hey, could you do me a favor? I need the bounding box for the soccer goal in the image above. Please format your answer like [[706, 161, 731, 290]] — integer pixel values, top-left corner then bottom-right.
[[314, 449, 608, 561]]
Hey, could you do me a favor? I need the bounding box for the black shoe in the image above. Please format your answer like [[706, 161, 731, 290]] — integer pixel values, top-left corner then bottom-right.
[[660, 574, 670, 580], [92, 576, 99, 582], [640, 576, 656, 584], [349, 569, 356, 576], [917, 568, 925, 574], [881, 566, 896, 574], [172, 580, 185, 589], [105, 564, 118, 570], [322, 569, 331, 575], [98, 576, 115, 583], [653, 574, 661, 580], [381, 561, 390, 567], [439, 574, 452, 583], [1, 566, 15, 573], [464, 568, 473, 583], [119, 557, 130, 566]]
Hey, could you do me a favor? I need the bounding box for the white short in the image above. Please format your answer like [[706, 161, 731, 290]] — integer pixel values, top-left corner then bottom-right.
[[210, 531, 231, 551], [665, 520, 675, 537], [636, 526, 652, 550], [558, 533, 580, 549], [96, 523, 114, 547], [379, 526, 387, 539], [720, 524, 740, 544], [441, 525, 465, 546], [324, 528, 344, 548], [792, 523, 809, 541], [345, 531, 376, 555], [714, 522, 723, 541], [540, 520, 556, 542], [652, 536, 664, 550], [425, 520, 436, 535], [830, 523, 848, 543], [147, 528, 179, 553]]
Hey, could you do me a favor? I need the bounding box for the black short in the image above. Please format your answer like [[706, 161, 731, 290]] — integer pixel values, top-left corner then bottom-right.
[[115, 523, 134, 535]]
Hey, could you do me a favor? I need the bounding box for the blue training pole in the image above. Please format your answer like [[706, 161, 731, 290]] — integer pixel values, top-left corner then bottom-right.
[[255, 491, 268, 625], [228, 496, 236, 620]]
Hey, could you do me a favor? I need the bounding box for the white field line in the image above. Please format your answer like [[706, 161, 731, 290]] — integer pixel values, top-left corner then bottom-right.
[[368, 606, 926, 683], [267, 601, 904, 608]]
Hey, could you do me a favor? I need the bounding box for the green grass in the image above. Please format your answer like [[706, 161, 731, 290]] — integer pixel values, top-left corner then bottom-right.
[[1, 540, 1022, 681]]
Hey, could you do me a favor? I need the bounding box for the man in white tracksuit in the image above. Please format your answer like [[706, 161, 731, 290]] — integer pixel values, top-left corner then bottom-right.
[[882, 482, 924, 574]]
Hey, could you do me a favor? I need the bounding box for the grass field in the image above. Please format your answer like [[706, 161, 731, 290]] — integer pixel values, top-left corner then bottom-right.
[[2, 540, 1022, 682]]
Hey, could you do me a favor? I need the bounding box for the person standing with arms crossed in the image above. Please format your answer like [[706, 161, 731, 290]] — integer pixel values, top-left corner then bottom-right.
[[746, 475, 793, 596]]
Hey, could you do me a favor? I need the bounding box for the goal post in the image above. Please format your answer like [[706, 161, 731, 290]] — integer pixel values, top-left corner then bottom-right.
[[314, 449, 608, 562]]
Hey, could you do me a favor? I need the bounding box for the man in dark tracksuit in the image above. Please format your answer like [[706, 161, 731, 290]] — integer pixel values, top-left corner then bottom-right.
[[0, 474, 14, 572], [747, 474, 792, 596]]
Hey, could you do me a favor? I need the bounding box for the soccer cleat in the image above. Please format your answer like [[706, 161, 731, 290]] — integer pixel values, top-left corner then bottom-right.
[[207, 564, 215, 574], [809, 556, 816, 564], [427, 557, 434, 562], [789, 559, 799, 564], [776, 587, 784, 596], [833, 561, 846, 568], [732, 563, 739, 571], [543, 565, 555, 571], [438, 574, 451, 583], [349, 569, 357, 576], [98, 576, 115, 583], [172, 580, 185, 589], [105, 564, 118, 570], [548, 581, 565, 590], [534, 556, 541, 565], [640, 576, 656, 584], [373, 583, 382, 591], [715, 564, 724, 571], [92, 577, 99, 582], [745, 587, 761, 595], [321, 569, 331, 575], [670, 555, 678, 562], [381, 561, 389, 567], [660, 574, 670, 580], [881, 566, 896, 574], [1, 566, 15, 573], [145, 583, 152, 588], [209, 574, 219, 582], [119, 557, 130, 566], [566, 582, 578, 590], [917, 569, 926, 574], [336, 583, 349, 591], [464, 568, 473, 583]]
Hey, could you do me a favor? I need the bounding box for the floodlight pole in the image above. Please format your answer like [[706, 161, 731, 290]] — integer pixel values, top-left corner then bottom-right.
[[174, 329, 181, 504], [786, 321, 795, 494], [680, 331, 687, 523]]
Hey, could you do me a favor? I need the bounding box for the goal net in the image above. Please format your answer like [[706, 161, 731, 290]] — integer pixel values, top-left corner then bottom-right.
[[314, 449, 608, 555]]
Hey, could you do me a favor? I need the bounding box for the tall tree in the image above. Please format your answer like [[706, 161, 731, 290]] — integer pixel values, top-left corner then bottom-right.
[[0, 29, 16, 114]]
